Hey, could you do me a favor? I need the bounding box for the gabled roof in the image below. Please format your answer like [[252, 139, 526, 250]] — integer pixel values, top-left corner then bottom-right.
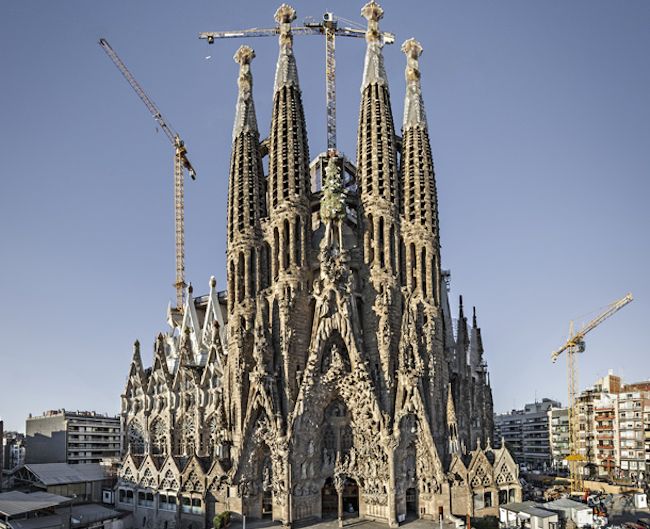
[[0, 491, 71, 517], [19, 463, 109, 486]]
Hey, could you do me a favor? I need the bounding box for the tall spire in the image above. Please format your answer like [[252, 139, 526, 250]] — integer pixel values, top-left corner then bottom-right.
[[226, 45, 265, 315], [400, 39, 440, 303], [227, 46, 265, 244], [447, 384, 460, 457], [357, 0, 400, 265], [273, 4, 300, 92], [268, 3, 310, 214]]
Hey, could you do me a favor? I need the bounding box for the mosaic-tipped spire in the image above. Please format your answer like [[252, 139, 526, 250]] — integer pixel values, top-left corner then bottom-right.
[[357, 1, 398, 211], [268, 3, 310, 213], [402, 38, 427, 129], [360, 1, 388, 89], [400, 39, 440, 302], [273, 4, 299, 92], [227, 45, 265, 246], [232, 45, 258, 141]]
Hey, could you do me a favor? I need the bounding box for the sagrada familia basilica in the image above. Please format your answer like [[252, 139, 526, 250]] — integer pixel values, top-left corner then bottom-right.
[[117, 3, 521, 528]]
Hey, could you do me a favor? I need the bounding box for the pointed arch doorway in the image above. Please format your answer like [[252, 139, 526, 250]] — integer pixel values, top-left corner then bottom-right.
[[342, 478, 359, 516]]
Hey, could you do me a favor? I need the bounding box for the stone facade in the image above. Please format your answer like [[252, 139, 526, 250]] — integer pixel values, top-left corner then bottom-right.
[[117, 3, 521, 528]]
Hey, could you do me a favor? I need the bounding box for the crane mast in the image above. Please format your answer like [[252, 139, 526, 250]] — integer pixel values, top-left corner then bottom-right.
[[551, 292, 633, 493], [99, 38, 196, 310], [199, 11, 395, 154]]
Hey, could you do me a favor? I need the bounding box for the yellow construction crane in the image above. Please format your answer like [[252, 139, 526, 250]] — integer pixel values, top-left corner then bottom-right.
[[99, 38, 196, 310], [551, 292, 633, 493], [198, 7, 395, 153]]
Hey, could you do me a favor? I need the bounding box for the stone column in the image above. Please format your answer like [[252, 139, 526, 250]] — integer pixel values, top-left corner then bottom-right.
[[386, 436, 398, 528], [335, 474, 344, 528]]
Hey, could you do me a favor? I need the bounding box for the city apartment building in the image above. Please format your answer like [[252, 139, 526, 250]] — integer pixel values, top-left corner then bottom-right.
[[617, 383, 650, 480], [25, 410, 121, 465], [570, 372, 649, 481], [575, 372, 621, 478], [547, 407, 569, 470], [495, 399, 560, 470], [2, 431, 25, 470]]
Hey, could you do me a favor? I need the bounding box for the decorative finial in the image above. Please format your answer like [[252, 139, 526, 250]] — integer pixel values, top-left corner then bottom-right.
[[361, 1, 384, 43], [188, 283, 193, 295], [401, 38, 422, 62], [234, 44, 255, 66], [360, 1, 388, 89], [472, 306, 477, 328], [273, 4, 299, 91], [232, 46, 258, 140], [133, 340, 140, 353], [402, 38, 427, 129], [209, 276, 217, 289], [274, 4, 297, 24]]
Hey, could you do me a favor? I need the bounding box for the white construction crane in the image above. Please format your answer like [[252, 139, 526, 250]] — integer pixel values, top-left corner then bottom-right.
[[551, 292, 633, 493], [199, 10, 395, 153], [99, 38, 196, 310]]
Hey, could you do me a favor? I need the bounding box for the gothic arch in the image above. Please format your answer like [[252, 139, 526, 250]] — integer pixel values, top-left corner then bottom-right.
[[149, 417, 167, 455], [127, 419, 145, 455]]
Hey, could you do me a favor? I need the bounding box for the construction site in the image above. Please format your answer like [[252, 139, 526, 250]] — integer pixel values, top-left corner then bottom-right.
[[2, 2, 648, 529], [98, 2, 647, 529]]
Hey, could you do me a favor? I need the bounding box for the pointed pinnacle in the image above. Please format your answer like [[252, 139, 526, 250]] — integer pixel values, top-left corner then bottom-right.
[[472, 306, 477, 328]]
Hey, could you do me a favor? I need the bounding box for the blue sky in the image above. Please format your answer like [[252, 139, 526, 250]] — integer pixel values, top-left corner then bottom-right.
[[1, 1, 649, 432]]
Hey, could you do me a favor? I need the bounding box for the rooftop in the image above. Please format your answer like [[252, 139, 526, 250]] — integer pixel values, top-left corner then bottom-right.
[[0, 491, 70, 518], [18, 463, 110, 486]]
